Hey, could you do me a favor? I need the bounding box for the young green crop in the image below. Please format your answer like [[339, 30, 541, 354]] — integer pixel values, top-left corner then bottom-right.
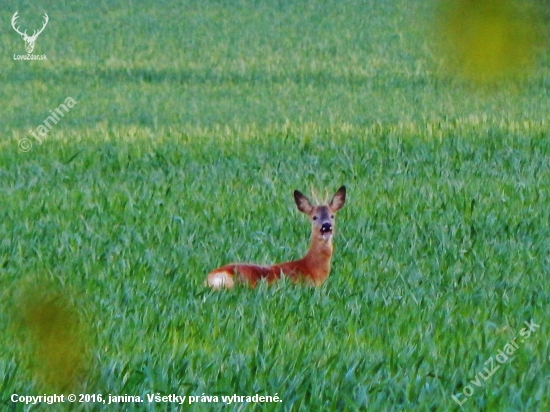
[[1, 0, 549, 410]]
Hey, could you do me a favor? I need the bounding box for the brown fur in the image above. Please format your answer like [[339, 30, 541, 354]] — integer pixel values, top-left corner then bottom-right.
[[206, 186, 346, 289]]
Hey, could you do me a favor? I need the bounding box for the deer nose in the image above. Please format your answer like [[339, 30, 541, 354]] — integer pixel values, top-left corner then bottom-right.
[[321, 223, 332, 233]]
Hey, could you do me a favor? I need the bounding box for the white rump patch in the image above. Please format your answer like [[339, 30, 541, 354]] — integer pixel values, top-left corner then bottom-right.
[[207, 271, 234, 290]]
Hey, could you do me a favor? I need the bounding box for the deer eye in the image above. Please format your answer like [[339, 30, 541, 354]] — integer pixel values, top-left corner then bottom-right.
[[331, 215, 335, 219], [312, 216, 318, 220]]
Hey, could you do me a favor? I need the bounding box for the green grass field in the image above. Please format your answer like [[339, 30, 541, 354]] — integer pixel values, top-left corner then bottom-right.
[[2, 0, 550, 410]]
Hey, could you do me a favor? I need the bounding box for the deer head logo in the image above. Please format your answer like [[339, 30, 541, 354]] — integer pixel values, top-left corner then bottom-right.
[[11, 11, 49, 54]]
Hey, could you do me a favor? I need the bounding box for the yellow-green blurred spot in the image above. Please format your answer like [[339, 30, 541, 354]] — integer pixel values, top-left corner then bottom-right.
[[15, 285, 90, 392], [436, 0, 544, 82]]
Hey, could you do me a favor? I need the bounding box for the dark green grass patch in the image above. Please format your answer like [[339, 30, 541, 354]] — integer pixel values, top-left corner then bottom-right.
[[1, 123, 549, 410]]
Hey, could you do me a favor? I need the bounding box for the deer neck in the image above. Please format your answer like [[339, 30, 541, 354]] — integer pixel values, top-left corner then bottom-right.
[[304, 234, 333, 269]]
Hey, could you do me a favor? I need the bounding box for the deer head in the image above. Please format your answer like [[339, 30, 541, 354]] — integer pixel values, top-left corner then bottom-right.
[[12, 11, 49, 54], [294, 186, 346, 241]]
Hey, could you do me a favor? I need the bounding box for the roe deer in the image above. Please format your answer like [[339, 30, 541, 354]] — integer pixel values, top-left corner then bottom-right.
[[206, 186, 346, 289]]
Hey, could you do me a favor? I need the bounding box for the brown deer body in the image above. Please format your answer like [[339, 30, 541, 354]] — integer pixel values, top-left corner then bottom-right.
[[206, 186, 346, 289]]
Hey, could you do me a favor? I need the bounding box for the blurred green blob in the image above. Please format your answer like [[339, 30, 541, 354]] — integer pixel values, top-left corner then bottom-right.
[[436, 0, 545, 82], [12, 282, 92, 392]]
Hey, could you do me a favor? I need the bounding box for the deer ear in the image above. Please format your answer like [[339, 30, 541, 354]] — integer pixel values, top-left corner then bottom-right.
[[330, 186, 346, 211], [294, 190, 314, 214]]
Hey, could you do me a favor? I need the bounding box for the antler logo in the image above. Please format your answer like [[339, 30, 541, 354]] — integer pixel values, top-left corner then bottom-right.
[[11, 11, 49, 54]]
